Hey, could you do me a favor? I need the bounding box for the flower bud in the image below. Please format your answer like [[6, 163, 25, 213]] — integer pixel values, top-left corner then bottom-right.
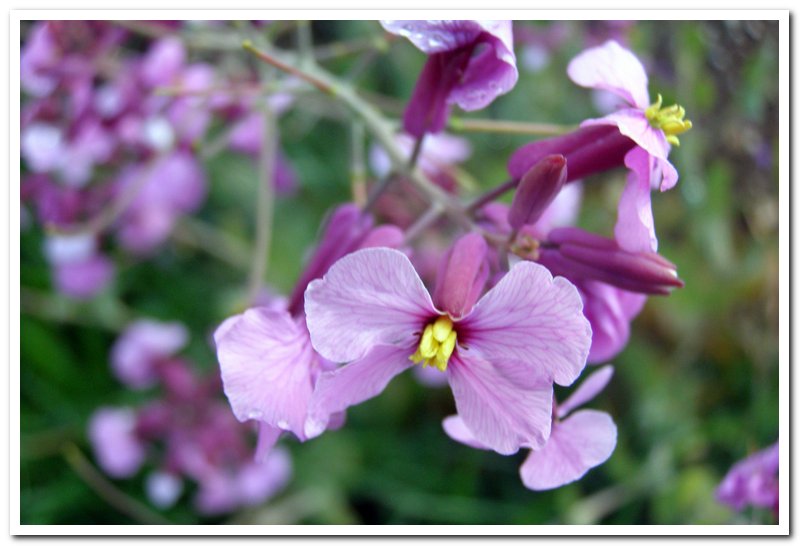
[[433, 232, 489, 318], [539, 227, 683, 295], [508, 155, 567, 230]]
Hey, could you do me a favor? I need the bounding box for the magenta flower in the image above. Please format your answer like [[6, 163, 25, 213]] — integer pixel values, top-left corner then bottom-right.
[[443, 365, 617, 491], [510, 40, 691, 253], [304, 239, 591, 455], [381, 20, 517, 137], [717, 442, 779, 515]]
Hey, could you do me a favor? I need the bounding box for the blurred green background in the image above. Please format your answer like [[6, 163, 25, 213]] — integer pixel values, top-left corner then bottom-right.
[[20, 20, 779, 525]]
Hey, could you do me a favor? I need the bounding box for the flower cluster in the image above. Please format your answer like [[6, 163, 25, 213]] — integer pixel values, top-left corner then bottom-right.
[[214, 23, 691, 493], [88, 319, 291, 515]]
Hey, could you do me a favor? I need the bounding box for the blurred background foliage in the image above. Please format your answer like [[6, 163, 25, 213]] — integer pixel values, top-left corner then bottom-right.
[[20, 19, 779, 525]]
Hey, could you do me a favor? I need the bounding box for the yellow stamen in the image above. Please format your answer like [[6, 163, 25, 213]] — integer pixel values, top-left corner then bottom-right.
[[410, 316, 457, 372], [644, 93, 692, 147]]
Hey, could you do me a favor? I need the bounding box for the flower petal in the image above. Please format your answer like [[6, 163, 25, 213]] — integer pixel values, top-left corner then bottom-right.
[[557, 365, 615, 418], [304, 247, 436, 363], [582, 110, 670, 161], [214, 307, 315, 439], [380, 20, 484, 54], [305, 345, 414, 439], [519, 409, 617, 491], [463, 260, 591, 386], [580, 281, 647, 364], [441, 415, 491, 450], [615, 147, 658, 253], [447, 354, 553, 455], [449, 28, 518, 112], [567, 40, 650, 110]]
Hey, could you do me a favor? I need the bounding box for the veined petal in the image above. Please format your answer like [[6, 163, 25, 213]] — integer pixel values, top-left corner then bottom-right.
[[583, 110, 670, 161], [581, 281, 647, 364], [557, 365, 615, 419], [380, 20, 485, 54], [462, 261, 591, 386], [519, 409, 617, 491], [304, 248, 437, 363], [214, 308, 315, 440], [442, 414, 491, 450], [447, 354, 553, 455], [615, 147, 658, 253], [567, 40, 650, 110], [305, 345, 414, 439], [449, 29, 518, 112]]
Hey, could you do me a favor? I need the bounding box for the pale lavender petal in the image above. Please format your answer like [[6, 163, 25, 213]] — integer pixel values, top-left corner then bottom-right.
[[43, 233, 96, 265], [236, 447, 292, 506], [380, 20, 484, 54], [214, 307, 315, 439], [53, 254, 114, 300], [88, 407, 146, 478], [111, 319, 188, 390], [145, 471, 183, 509], [305, 345, 413, 439], [441, 415, 491, 450], [254, 422, 282, 463], [463, 260, 591, 386], [615, 147, 658, 253], [140, 37, 186, 88], [582, 110, 669, 161], [716, 442, 779, 511], [447, 354, 553, 455], [304, 248, 436, 363], [519, 409, 617, 491], [557, 365, 615, 418], [656, 156, 679, 192], [450, 29, 518, 111], [21, 123, 63, 173], [567, 40, 650, 109], [581, 281, 646, 364], [413, 364, 450, 388]]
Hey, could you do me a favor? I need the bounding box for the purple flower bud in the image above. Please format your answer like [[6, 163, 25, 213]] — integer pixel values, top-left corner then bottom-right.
[[508, 155, 567, 230], [538, 227, 683, 295], [508, 125, 634, 182], [432, 232, 489, 318]]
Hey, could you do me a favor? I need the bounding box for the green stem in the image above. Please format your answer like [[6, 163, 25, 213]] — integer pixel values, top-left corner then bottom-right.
[[63, 443, 173, 525], [449, 117, 577, 136], [171, 217, 251, 269]]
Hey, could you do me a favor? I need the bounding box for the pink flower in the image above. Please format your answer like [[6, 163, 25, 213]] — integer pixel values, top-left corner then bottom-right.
[[443, 365, 617, 490], [304, 240, 591, 455], [381, 20, 517, 137], [510, 40, 691, 253], [717, 442, 779, 514], [88, 407, 146, 478], [111, 319, 189, 389]]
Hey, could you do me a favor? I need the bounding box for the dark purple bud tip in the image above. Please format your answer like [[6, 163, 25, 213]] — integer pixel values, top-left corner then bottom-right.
[[543, 227, 684, 295], [508, 155, 568, 230]]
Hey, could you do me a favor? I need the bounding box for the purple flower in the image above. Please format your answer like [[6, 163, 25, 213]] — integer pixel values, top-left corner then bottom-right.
[[717, 442, 779, 514], [443, 365, 617, 490], [381, 20, 517, 137], [509, 40, 692, 253], [111, 319, 189, 390], [88, 407, 146, 478], [215, 205, 404, 454], [52, 253, 114, 300], [304, 239, 591, 455]]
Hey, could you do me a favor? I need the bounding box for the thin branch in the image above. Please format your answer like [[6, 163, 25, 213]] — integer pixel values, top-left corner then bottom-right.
[[465, 178, 519, 214], [171, 217, 251, 269], [242, 41, 333, 95], [350, 121, 368, 207], [449, 117, 577, 136], [62, 443, 173, 525]]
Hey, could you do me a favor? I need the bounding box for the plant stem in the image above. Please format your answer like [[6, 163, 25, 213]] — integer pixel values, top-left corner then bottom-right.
[[172, 217, 251, 269], [62, 443, 173, 525], [350, 121, 368, 207], [449, 117, 576, 136], [465, 178, 519, 214], [247, 107, 277, 305], [403, 204, 444, 244], [242, 41, 333, 95]]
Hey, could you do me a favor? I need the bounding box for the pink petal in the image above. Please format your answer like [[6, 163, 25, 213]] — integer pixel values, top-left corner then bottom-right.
[[463, 260, 591, 386], [304, 248, 436, 363], [567, 40, 650, 110], [254, 422, 282, 463], [519, 409, 617, 491], [581, 281, 647, 363], [656, 156, 679, 192], [214, 307, 315, 439], [304, 345, 413, 439], [449, 30, 518, 112], [380, 20, 485, 54], [557, 365, 614, 418], [447, 354, 553, 455], [583, 110, 670, 161], [615, 147, 658, 253], [88, 407, 146, 478], [441, 415, 491, 450]]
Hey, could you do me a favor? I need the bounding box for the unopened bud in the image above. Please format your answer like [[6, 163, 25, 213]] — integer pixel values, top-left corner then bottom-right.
[[508, 155, 567, 230], [539, 227, 684, 295], [433, 233, 489, 318]]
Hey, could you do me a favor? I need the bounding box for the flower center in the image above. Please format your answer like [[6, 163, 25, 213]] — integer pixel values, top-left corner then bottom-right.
[[644, 93, 693, 147], [409, 316, 457, 372]]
